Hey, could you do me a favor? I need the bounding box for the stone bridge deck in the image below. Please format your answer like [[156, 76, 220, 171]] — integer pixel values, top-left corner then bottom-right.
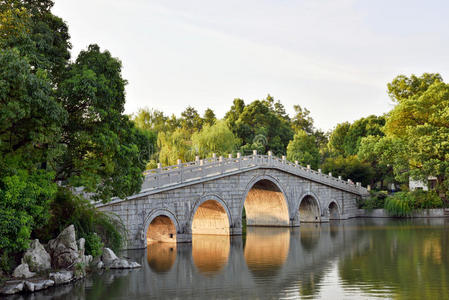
[[97, 153, 369, 249]]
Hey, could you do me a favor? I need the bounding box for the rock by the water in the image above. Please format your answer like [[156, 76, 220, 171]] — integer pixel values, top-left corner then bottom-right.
[[109, 258, 129, 269], [0, 281, 24, 295], [24, 279, 54, 292], [102, 248, 118, 265], [22, 239, 51, 272], [48, 225, 79, 269], [129, 261, 141, 268], [109, 258, 141, 269], [49, 270, 74, 285], [84, 254, 93, 265], [12, 263, 35, 279], [77, 238, 85, 257], [96, 260, 104, 269]]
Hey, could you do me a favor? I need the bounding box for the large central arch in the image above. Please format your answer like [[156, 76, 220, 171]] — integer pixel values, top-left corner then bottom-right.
[[191, 196, 231, 235], [242, 176, 290, 227]]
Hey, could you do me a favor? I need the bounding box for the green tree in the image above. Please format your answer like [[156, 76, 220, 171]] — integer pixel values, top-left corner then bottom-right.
[[321, 156, 374, 186], [56, 44, 150, 201], [286, 130, 320, 169], [180, 106, 203, 133], [357, 136, 395, 189], [291, 105, 314, 134], [234, 97, 293, 155], [343, 115, 385, 156], [158, 128, 194, 166], [225, 98, 245, 134], [387, 73, 442, 103], [384, 75, 449, 201], [203, 108, 216, 126], [192, 120, 236, 157], [328, 122, 350, 157], [0, 48, 63, 258]]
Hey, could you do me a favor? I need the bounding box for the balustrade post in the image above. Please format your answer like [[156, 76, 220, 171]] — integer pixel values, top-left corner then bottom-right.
[[177, 159, 183, 183], [195, 156, 200, 165], [228, 153, 232, 159], [318, 169, 322, 173], [219, 156, 224, 173], [328, 172, 332, 177], [157, 163, 162, 187], [307, 165, 311, 170], [338, 176, 342, 180], [282, 155, 286, 164], [237, 152, 241, 169], [268, 151, 272, 166]]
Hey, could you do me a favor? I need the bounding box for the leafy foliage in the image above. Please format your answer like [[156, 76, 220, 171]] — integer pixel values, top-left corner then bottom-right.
[[321, 156, 374, 186], [286, 130, 320, 169], [192, 120, 236, 158], [384, 190, 443, 217], [36, 188, 125, 254]]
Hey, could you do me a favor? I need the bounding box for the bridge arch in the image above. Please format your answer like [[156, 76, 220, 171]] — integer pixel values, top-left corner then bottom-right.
[[190, 194, 231, 235], [296, 192, 322, 223], [240, 175, 290, 226], [143, 209, 179, 246], [328, 200, 341, 220]]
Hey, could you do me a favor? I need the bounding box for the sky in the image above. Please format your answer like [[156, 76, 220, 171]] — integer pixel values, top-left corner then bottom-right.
[[53, 0, 449, 131]]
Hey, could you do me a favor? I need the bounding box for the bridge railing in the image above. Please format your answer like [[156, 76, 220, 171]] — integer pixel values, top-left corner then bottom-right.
[[141, 153, 367, 195]]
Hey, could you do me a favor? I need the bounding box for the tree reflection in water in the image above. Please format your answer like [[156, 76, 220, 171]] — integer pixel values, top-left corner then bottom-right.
[[338, 218, 449, 299]]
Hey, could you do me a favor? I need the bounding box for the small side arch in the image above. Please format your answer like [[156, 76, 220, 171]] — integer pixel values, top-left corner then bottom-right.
[[328, 200, 341, 220], [190, 194, 232, 235], [143, 209, 180, 246], [296, 192, 322, 223]]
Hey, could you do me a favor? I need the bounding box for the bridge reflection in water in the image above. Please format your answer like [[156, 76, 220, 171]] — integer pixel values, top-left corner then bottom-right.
[[38, 218, 449, 300], [244, 227, 290, 279], [192, 235, 230, 275]]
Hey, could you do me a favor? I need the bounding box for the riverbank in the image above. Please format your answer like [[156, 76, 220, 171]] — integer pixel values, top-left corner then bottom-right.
[[0, 225, 141, 296], [357, 208, 449, 218]]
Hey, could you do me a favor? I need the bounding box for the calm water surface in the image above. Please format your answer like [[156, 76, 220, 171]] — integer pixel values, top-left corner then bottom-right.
[[15, 218, 449, 299]]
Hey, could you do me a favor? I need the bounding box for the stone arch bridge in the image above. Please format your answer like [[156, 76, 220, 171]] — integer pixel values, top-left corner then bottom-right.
[[97, 153, 369, 249]]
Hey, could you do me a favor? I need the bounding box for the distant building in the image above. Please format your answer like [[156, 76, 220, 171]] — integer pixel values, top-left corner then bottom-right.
[[409, 176, 437, 191]]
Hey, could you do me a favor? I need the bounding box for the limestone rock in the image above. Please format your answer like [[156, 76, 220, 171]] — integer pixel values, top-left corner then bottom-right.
[[22, 239, 51, 272], [24, 279, 54, 292], [109, 259, 141, 269], [102, 248, 118, 265], [77, 238, 85, 257], [0, 281, 24, 295], [49, 270, 74, 285], [48, 225, 79, 269], [12, 263, 36, 279], [129, 261, 141, 268], [84, 254, 93, 265], [96, 260, 104, 269], [109, 258, 129, 269]]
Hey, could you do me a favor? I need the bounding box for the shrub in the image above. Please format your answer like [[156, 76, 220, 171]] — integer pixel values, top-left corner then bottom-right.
[[35, 188, 126, 254], [384, 192, 414, 217], [412, 190, 443, 209], [85, 233, 104, 257], [384, 190, 443, 217], [361, 190, 388, 209]]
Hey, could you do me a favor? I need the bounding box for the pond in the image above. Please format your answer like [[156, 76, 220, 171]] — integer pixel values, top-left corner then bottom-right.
[[13, 218, 449, 299]]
